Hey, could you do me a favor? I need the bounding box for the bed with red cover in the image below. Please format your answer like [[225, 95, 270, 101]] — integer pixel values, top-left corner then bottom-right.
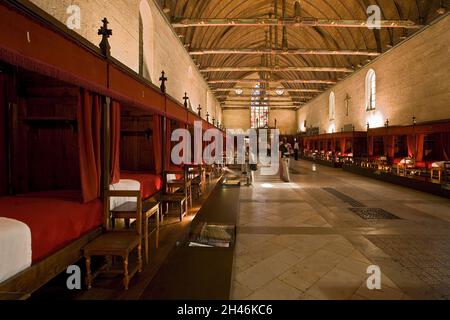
[[120, 171, 163, 200], [0, 190, 102, 263]]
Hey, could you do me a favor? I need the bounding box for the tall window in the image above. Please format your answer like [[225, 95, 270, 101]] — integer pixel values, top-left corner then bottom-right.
[[139, 0, 154, 82], [329, 91, 335, 120], [365, 69, 376, 111], [250, 83, 269, 128]]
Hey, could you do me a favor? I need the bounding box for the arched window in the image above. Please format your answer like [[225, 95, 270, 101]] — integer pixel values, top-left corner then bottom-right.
[[139, 0, 154, 82], [329, 91, 335, 120], [365, 69, 376, 111]]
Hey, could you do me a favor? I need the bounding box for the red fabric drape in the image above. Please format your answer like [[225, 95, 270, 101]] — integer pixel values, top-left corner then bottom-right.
[[416, 134, 424, 162], [407, 135, 415, 158], [78, 90, 102, 203], [110, 101, 121, 184], [340, 139, 346, 154], [368, 136, 374, 157], [0, 74, 7, 196], [407, 134, 424, 161], [440, 133, 450, 161], [153, 115, 163, 174], [383, 136, 395, 159]]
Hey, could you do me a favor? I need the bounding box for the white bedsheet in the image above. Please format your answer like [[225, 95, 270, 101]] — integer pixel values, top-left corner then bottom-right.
[[0, 217, 32, 283], [109, 179, 141, 210]]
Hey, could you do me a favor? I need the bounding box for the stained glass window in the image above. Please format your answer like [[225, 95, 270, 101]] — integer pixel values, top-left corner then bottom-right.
[[250, 83, 269, 128]]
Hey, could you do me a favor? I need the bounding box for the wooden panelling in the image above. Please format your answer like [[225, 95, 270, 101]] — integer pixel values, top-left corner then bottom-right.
[[120, 107, 155, 172]]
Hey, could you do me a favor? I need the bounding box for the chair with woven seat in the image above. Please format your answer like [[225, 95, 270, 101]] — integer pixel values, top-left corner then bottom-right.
[[83, 190, 143, 290]]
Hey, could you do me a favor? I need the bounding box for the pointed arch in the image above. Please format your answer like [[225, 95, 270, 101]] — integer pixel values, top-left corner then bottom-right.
[[139, 0, 155, 83], [329, 91, 336, 121], [365, 69, 376, 111]]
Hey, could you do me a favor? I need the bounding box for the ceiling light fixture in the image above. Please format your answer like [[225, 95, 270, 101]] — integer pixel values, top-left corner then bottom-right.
[[275, 88, 285, 96], [235, 88, 243, 95]]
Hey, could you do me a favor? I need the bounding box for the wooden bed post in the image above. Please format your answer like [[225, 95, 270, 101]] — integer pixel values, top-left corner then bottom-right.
[[3, 69, 16, 195], [102, 96, 111, 231], [162, 114, 167, 193]]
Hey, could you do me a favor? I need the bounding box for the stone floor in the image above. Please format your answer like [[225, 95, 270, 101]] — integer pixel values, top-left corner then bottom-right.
[[231, 160, 450, 300]]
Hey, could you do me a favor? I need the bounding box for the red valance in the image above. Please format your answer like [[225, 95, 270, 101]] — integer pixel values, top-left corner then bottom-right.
[[108, 65, 164, 115], [77, 90, 102, 203], [110, 101, 121, 184], [165, 97, 188, 123]]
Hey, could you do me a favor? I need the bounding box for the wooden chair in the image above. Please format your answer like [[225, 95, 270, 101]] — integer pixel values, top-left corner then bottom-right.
[[187, 164, 204, 199], [111, 200, 160, 264], [165, 168, 192, 208], [204, 164, 214, 183], [83, 190, 143, 290], [156, 193, 187, 222]]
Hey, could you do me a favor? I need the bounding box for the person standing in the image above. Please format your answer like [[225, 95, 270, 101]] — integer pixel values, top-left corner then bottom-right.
[[294, 139, 300, 161]]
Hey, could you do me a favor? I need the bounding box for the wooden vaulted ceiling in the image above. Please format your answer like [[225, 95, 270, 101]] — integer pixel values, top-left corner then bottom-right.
[[157, 0, 447, 109]]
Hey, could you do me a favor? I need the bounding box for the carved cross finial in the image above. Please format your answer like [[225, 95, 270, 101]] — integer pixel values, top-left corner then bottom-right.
[[159, 71, 167, 94], [183, 92, 189, 108], [98, 18, 112, 57], [197, 105, 202, 117]]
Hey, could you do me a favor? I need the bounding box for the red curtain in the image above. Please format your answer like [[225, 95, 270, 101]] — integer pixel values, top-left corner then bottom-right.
[[407, 134, 424, 161], [383, 136, 395, 159], [416, 134, 424, 162], [440, 133, 450, 161], [368, 136, 374, 157], [77, 90, 102, 203], [110, 101, 121, 184], [152, 115, 163, 174], [0, 74, 6, 196], [340, 139, 346, 154], [407, 135, 415, 158]]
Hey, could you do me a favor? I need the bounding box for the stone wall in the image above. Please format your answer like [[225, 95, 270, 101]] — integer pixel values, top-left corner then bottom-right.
[[297, 14, 450, 134], [223, 108, 297, 135], [29, 0, 222, 122]]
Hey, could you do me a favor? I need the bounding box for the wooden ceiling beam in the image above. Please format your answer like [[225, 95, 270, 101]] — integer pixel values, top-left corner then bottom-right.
[[201, 66, 353, 73], [212, 88, 323, 93], [172, 17, 423, 29], [222, 102, 304, 106], [189, 48, 381, 56], [222, 107, 299, 110], [220, 98, 311, 103], [208, 79, 336, 85], [216, 95, 314, 99]]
